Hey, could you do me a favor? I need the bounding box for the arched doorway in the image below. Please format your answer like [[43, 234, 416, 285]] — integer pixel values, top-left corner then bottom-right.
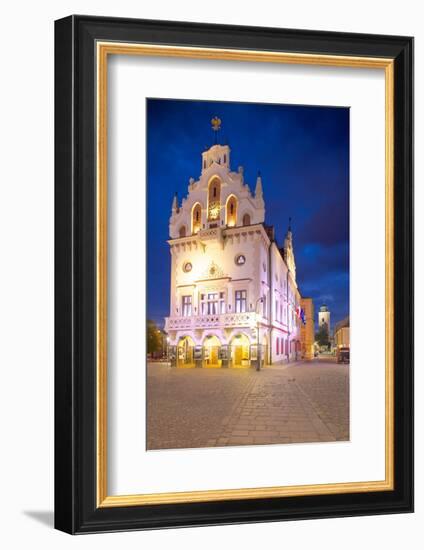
[[191, 203, 202, 234], [226, 195, 238, 227], [230, 333, 250, 368], [177, 335, 195, 367], [203, 334, 221, 368], [242, 213, 251, 226], [179, 225, 186, 238], [207, 177, 221, 222]]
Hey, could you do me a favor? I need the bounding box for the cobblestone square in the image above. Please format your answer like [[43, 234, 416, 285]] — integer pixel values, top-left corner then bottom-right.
[[147, 359, 349, 450]]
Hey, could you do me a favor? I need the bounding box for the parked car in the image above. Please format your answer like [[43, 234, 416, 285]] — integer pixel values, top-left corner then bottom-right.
[[336, 347, 350, 363]]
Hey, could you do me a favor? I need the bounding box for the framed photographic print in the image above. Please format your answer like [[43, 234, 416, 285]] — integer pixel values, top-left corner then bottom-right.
[[54, 15, 413, 534]]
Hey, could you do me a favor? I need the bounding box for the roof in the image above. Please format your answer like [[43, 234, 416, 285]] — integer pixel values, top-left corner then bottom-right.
[[334, 316, 350, 332]]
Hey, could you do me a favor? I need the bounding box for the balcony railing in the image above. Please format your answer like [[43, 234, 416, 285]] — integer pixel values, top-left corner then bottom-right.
[[165, 312, 257, 331]]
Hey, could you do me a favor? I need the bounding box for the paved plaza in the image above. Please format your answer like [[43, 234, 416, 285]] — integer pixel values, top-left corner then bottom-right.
[[147, 359, 349, 450]]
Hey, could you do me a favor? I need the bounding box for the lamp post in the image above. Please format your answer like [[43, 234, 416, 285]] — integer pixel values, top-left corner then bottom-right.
[[255, 297, 263, 371]]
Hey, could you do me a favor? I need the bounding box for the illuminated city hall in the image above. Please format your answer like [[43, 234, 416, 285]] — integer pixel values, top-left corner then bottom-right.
[[165, 118, 314, 368]]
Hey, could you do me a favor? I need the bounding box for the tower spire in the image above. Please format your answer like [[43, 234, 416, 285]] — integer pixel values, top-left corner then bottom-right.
[[284, 217, 296, 281], [172, 192, 179, 214], [254, 171, 264, 211], [255, 171, 263, 198]]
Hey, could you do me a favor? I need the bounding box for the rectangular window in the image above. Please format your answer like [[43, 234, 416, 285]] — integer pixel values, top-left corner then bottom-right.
[[200, 292, 225, 315], [262, 295, 267, 318], [275, 299, 279, 321], [235, 290, 247, 313], [219, 292, 226, 314], [207, 292, 218, 315], [182, 295, 192, 317], [276, 338, 279, 355]]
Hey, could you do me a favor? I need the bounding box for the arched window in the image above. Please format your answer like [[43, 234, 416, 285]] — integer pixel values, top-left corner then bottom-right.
[[192, 203, 202, 234], [179, 225, 186, 238], [226, 195, 237, 227], [208, 178, 221, 221], [242, 213, 251, 226]]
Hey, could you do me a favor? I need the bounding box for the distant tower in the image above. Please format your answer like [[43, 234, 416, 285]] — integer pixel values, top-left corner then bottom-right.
[[318, 304, 331, 336]]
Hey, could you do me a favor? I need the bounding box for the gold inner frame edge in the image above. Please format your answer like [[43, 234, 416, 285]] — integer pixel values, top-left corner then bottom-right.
[[96, 42, 394, 508]]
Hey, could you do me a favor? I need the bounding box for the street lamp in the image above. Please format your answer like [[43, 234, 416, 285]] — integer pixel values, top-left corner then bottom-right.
[[255, 297, 263, 371]]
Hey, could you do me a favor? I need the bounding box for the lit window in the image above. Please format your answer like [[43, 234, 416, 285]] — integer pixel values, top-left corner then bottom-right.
[[182, 295, 192, 317], [235, 290, 247, 313]]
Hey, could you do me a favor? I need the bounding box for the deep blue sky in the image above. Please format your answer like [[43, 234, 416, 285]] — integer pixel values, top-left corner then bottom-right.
[[147, 98, 349, 331]]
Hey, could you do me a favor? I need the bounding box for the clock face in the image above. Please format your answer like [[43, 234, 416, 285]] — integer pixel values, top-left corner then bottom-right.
[[235, 254, 246, 266], [183, 262, 192, 273]]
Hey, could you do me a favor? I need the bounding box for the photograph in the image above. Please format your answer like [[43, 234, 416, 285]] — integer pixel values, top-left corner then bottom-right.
[[49, 10, 413, 536], [146, 98, 350, 450]]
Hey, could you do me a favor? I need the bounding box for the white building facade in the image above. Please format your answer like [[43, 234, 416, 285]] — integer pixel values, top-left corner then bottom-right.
[[164, 129, 306, 368]]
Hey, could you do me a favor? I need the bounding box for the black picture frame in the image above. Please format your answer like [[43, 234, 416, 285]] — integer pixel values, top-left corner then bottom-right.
[[55, 15, 414, 534]]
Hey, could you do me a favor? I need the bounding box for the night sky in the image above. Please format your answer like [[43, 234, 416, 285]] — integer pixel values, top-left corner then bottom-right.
[[147, 98, 349, 331]]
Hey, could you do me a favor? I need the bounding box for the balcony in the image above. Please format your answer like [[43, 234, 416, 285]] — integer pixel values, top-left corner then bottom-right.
[[165, 312, 257, 331]]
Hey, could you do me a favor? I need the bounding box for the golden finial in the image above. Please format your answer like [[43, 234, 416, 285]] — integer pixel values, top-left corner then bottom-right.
[[211, 116, 222, 132]]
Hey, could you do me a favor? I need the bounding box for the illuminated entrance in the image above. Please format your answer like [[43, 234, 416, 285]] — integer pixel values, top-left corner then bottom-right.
[[230, 333, 250, 368], [177, 335, 195, 368], [203, 335, 221, 368]]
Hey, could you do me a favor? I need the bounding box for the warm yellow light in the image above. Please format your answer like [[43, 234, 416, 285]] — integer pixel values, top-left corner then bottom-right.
[[209, 206, 219, 219]]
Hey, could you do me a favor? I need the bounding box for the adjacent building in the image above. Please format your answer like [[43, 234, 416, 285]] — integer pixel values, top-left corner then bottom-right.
[[300, 298, 315, 360], [164, 119, 314, 367], [334, 316, 350, 349]]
